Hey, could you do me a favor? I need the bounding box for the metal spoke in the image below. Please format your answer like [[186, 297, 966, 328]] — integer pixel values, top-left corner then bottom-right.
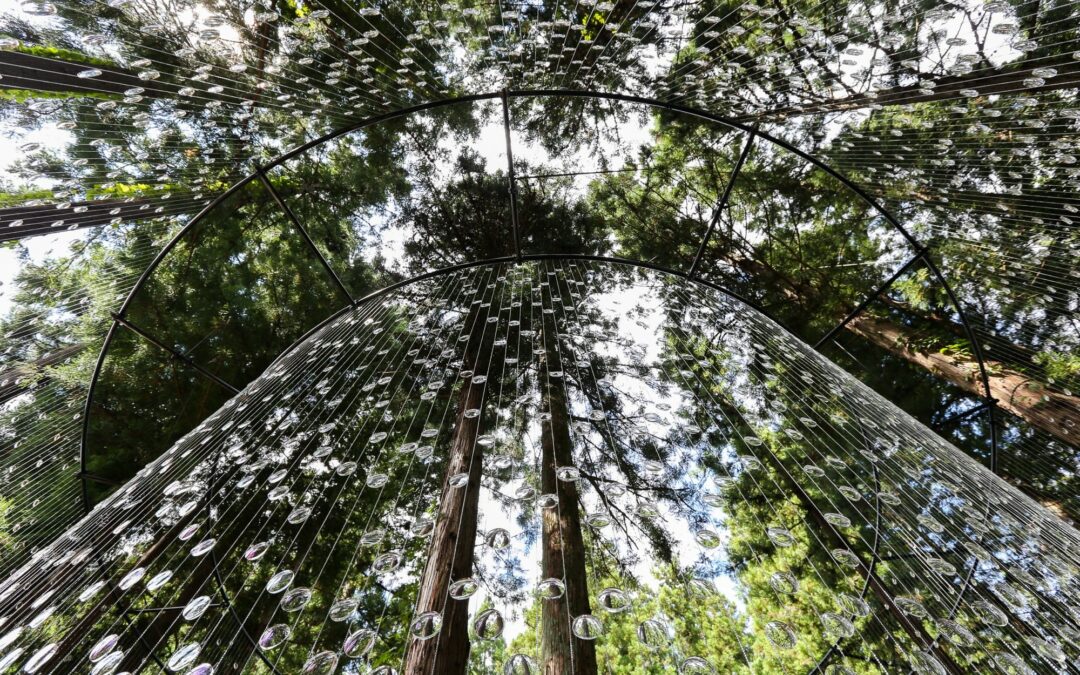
[[125, 603, 222, 615], [813, 250, 926, 350], [688, 129, 757, 279], [256, 168, 357, 305], [76, 472, 122, 487], [934, 401, 991, 429], [111, 313, 241, 395], [500, 89, 522, 261], [210, 550, 284, 674]]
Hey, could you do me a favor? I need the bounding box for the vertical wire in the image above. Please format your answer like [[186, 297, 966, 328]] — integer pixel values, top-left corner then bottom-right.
[[59, 295, 401, 672], [291, 268, 478, 664]]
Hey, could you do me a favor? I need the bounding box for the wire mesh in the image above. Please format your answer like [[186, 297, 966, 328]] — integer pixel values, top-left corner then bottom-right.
[[1, 260, 1078, 674]]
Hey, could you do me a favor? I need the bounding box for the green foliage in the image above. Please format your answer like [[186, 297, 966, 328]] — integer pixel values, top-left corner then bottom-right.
[[891, 268, 936, 311], [0, 188, 56, 207], [1034, 351, 1080, 384], [11, 42, 116, 67], [0, 87, 116, 104]]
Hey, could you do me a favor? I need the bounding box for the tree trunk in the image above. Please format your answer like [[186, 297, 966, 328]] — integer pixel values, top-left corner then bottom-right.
[[36, 504, 208, 670], [0, 198, 157, 242], [116, 548, 220, 672], [402, 303, 493, 675], [718, 250, 1080, 447], [846, 313, 1080, 446], [538, 321, 597, 675], [0, 343, 86, 405], [0, 51, 173, 97]]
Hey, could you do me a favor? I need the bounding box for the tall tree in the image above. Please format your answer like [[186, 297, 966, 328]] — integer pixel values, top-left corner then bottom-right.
[[537, 308, 598, 674]]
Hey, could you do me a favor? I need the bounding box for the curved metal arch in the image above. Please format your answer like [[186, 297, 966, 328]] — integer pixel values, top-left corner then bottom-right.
[[78, 88, 998, 528], [266, 253, 785, 372], [258, 253, 953, 671], [76, 92, 996, 650], [77, 251, 963, 670]]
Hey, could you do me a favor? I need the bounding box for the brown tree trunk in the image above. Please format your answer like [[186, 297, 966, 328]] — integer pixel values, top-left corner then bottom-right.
[[0, 198, 157, 242], [0, 343, 86, 404], [116, 550, 220, 672], [0, 51, 173, 97], [720, 251, 1080, 446], [401, 302, 493, 675], [846, 313, 1080, 446], [538, 321, 597, 675], [38, 505, 208, 670]]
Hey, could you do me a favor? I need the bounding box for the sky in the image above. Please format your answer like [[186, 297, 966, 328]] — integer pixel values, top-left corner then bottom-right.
[[0, 231, 86, 317]]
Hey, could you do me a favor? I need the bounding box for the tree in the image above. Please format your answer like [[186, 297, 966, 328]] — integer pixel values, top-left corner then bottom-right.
[[401, 267, 501, 674], [583, 110, 1080, 518]]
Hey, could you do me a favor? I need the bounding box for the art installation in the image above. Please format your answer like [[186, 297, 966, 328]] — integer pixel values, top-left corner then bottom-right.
[[0, 0, 1077, 673]]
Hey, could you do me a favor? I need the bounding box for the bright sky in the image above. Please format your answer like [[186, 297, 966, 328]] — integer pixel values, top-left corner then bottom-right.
[[464, 274, 746, 647], [0, 231, 88, 317]]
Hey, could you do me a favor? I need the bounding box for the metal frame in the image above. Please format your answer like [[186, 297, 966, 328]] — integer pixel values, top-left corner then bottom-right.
[[111, 312, 241, 394], [268, 253, 781, 373], [500, 89, 523, 261], [812, 250, 926, 350], [256, 167, 357, 305], [79, 85, 1000, 494], [209, 549, 284, 674], [259, 252, 945, 671], [74, 91, 1001, 669], [688, 127, 757, 280]]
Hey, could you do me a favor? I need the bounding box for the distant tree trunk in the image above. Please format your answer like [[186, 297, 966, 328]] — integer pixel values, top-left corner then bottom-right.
[[402, 301, 493, 675], [0, 51, 173, 97], [116, 549, 220, 672], [116, 487, 294, 672], [720, 250, 1080, 447], [0, 198, 158, 242], [0, 343, 86, 404], [846, 313, 1080, 446], [538, 322, 597, 675], [38, 505, 207, 671]]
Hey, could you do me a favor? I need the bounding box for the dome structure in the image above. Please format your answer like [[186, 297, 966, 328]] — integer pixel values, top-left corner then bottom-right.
[[8, 259, 1080, 675], [0, 0, 1077, 673]]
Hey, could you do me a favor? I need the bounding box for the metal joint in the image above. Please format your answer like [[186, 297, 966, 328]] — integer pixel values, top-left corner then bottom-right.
[[688, 128, 757, 280], [255, 167, 357, 306], [111, 312, 240, 395]]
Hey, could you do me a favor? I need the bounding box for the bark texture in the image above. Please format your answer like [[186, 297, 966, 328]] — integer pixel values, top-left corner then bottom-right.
[[719, 251, 1080, 446], [749, 55, 1080, 119], [402, 294, 494, 675], [846, 313, 1080, 446], [0, 198, 158, 241], [0, 51, 173, 96], [539, 319, 597, 675], [0, 343, 86, 404]]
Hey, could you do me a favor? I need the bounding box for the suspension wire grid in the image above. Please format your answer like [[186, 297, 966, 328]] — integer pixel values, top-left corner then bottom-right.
[[0, 260, 1079, 675], [0, 0, 1078, 672], [0, 216, 179, 576], [0, 0, 1074, 465], [57, 84, 1073, 549]]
